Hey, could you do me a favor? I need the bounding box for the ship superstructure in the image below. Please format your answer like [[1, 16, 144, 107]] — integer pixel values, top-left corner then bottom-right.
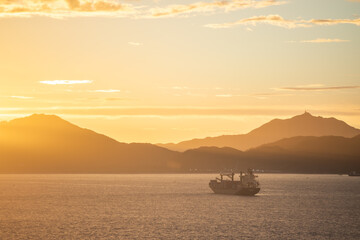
[[209, 169, 260, 196]]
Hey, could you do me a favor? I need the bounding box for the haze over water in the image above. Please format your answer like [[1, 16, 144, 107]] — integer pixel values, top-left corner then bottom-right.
[[0, 174, 359, 239]]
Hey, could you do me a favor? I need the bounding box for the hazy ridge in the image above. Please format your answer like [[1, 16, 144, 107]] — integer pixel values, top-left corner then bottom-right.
[[0, 113, 359, 173], [158, 112, 360, 151]]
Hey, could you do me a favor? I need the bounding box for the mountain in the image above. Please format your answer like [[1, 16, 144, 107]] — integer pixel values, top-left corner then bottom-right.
[[253, 135, 360, 157], [158, 112, 360, 151], [245, 135, 360, 173], [181, 147, 245, 172], [179, 135, 360, 173], [0, 114, 181, 173], [1, 114, 359, 174]]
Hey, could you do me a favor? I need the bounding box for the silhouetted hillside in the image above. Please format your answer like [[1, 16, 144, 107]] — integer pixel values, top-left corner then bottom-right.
[[158, 112, 360, 151], [180, 135, 360, 173], [0, 114, 180, 173], [253, 135, 360, 157], [1, 114, 359, 173], [182, 147, 244, 171]]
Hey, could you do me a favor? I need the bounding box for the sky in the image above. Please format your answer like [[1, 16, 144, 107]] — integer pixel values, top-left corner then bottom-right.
[[0, 0, 359, 143]]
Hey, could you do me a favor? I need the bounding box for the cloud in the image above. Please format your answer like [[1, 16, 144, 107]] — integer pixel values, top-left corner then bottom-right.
[[0, 0, 285, 18], [10, 96, 34, 99], [0, 0, 136, 18], [250, 93, 293, 99], [205, 15, 303, 29], [149, 0, 285, 18], [309, 18, 360, 26], [215, 94, 234, 98], [128, 42, 143, 46], [40, 80, 93, 85], [105, 97, 128, 101], [276, 85, 360, 91], [205, 14, 360, 29], [172, 86, 189, 90], [93, 89, 120, 93], [301, 38, 349, 43]]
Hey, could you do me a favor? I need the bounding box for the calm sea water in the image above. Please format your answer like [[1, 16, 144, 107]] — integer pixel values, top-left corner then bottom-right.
[[0, 174, 359, 239]]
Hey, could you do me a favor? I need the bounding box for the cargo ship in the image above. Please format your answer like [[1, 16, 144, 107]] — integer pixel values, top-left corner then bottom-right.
[[209, 169, 260, 196]]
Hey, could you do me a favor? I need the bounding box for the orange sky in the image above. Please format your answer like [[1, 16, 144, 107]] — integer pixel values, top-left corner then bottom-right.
[[0, 0, 359, 143]]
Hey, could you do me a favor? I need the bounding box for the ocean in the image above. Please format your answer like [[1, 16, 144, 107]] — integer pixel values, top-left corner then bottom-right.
[[0, 174, 359, 239]]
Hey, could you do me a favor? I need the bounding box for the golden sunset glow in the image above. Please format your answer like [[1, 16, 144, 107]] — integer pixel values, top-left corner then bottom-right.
[[0, 0, 359, 143], [1, 3, 360, 239]]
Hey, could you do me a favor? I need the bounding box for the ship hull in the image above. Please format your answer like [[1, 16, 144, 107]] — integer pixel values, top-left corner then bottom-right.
[[210, 187, 260, 196]]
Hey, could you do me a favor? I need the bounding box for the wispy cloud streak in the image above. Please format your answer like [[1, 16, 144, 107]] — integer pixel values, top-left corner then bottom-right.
[[0, 0, 136, 18], [93, 89, 121, 93], [276, 85, 360, 91], [128, 42, 143, 46], [205, 14, 360, 29], [40, 80, 93, 85], [11, 96, 34, 99], [149, 0, 285, 18], [301, 38, 349, 43], [205, 15, 302, 29], [0, 0, 285, 18]]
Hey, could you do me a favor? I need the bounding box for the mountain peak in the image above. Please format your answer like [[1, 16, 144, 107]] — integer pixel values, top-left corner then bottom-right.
[[30, 113, 53, 117], [4, 113, 76, 130], [158, 113, 360, 151], [7, 113, 63, 122], [293, 111, 315, 119], [27, 113, 62, 121], [302, 111, 312, 117]]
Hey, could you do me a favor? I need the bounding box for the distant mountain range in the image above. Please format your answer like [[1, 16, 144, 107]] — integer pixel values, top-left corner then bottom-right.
[[157, 112, 360, 151], [181, 134, 360, 173], [0, 113, 359, 173]]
